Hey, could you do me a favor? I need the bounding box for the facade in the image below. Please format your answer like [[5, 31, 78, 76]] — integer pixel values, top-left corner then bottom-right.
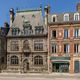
[[48, 4, 80, 73], [0, 22, 9, 72], [6, 8, 48, 73], [0, 3, 80, 73]]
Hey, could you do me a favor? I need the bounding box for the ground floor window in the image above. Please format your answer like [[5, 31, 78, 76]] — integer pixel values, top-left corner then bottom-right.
[[10, 56, 19, 65], [52, 62, 69, 72], [34, 56, 43, 66]]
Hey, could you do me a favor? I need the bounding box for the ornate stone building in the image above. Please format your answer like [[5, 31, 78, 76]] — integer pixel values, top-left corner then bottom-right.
[[7, 8, 48, 73]]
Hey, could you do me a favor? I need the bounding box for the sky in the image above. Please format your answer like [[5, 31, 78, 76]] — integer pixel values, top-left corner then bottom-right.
[[0, 0, 80, 27]]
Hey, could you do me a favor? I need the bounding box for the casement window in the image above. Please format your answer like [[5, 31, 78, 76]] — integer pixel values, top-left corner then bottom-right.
[[11, 40, 19, 51], [52, 30, 56, 39], [74, 28, 80, 38], [10, 56, 19, 65], [23, 40, 29, 50], [34, 39, 43, 51], [34, 43, 43, 51], [64, 14, 69, 21], [74, 44, 79, 53], [34, 56, 43, 66], [52, 44, 57, 53], [64, 44, 70, 53], [64, 29, 69, 39], [74, 13, 79, 21]]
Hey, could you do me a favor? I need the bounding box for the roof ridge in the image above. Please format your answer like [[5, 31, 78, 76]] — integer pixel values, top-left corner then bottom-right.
[[17, 8, 42, 13]]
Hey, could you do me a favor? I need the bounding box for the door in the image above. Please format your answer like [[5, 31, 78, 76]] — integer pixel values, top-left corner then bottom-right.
[[23, 59, 29, 73], [74, 61, 79, 73]]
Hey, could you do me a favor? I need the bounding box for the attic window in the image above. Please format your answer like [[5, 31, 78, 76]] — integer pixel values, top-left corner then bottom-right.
[[52, 15, 57, 22], [12, 28, 20, 36]]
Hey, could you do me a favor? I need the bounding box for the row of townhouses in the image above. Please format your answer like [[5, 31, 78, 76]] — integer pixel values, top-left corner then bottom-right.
[[0, 3, 80, 73]]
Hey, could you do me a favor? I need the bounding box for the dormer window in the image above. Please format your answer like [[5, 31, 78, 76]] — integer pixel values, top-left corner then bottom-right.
[[74, 13, 79, 21], [35, 26, 44, 35], [12, 28, 20, 36], [64, 13, 69, 21], [23, 21, 32, 35], [52, 15, 57, 22]]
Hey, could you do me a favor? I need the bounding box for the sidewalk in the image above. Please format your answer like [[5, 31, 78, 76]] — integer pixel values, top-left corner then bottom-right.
[[0, 72, 80, 77]]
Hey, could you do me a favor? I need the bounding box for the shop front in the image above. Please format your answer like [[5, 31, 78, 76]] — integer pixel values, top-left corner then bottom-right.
[[50, 57, 70, 73]]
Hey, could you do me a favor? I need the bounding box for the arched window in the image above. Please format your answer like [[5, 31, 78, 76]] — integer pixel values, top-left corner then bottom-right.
[[52, 15, 57, 22], [74, 13, 79, 21], [23, 40, 29, 50], [64, 13, 69, 21], [34, 56, 43, 66], [11, 56, 19, 65]]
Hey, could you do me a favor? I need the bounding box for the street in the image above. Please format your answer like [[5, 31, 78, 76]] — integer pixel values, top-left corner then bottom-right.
[[0, 73, 79, 80]]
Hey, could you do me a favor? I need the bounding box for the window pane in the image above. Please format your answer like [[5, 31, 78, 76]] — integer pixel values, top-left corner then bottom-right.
[[64, 29, 68, 38], [52, 30, 56, 38], [52, 44, 57, 53], [64, 44, 70, 53]]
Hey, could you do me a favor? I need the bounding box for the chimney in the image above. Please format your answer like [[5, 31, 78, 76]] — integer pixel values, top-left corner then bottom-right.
[[4, 22, 9, 28], [9, 8, 14, 27], [44, 5, 50, 27], [4, 22, 10, 35], [76, 3, 80, 12]]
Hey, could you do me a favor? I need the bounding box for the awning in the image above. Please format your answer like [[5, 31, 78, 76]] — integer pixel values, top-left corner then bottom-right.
[[52, 61, 69, 64], [50, 57, 70, 60]]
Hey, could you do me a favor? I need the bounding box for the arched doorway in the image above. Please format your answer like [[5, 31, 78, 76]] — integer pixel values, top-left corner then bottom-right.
[[23, 59, 29, 73]]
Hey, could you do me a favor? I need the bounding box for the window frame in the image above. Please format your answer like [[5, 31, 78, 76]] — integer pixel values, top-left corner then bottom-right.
[[10, 56, 19, 65], [34, 56, 43, 66], [64, 13, 69, 21], [52, 15, 57, 22], [74, 13, 79, 21]]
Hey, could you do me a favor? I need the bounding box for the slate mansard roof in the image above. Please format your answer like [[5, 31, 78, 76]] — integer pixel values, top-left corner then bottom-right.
[[8, 8, 47, 36], [48, 11, 80, 24]]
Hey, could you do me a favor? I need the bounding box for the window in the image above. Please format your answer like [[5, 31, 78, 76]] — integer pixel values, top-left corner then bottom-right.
[[74, 28, 80, 38], [53, 17, 56, 22], [64, 44, 70, 53], [52, 15, 57, 22], [64, 14, 69, 21], [23, 40, 29, 50], [52, 44, 57, 53], [23, 22, 32, 35], [34, 39, 43, 51], [74, 13, 79, 21], [1, 57, 4, 64], [11, 40, 19, 51], [12, 28, 20, 36], [34, 56, 43, 66], [34, 43, 43, 51], [11, 56, 19, 65], [74, 44, 79, 53], [35, 26, 44, 35], [64, 29, 69, 39], [24, 53, 30, 57], [52, 30, 56, 39]]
